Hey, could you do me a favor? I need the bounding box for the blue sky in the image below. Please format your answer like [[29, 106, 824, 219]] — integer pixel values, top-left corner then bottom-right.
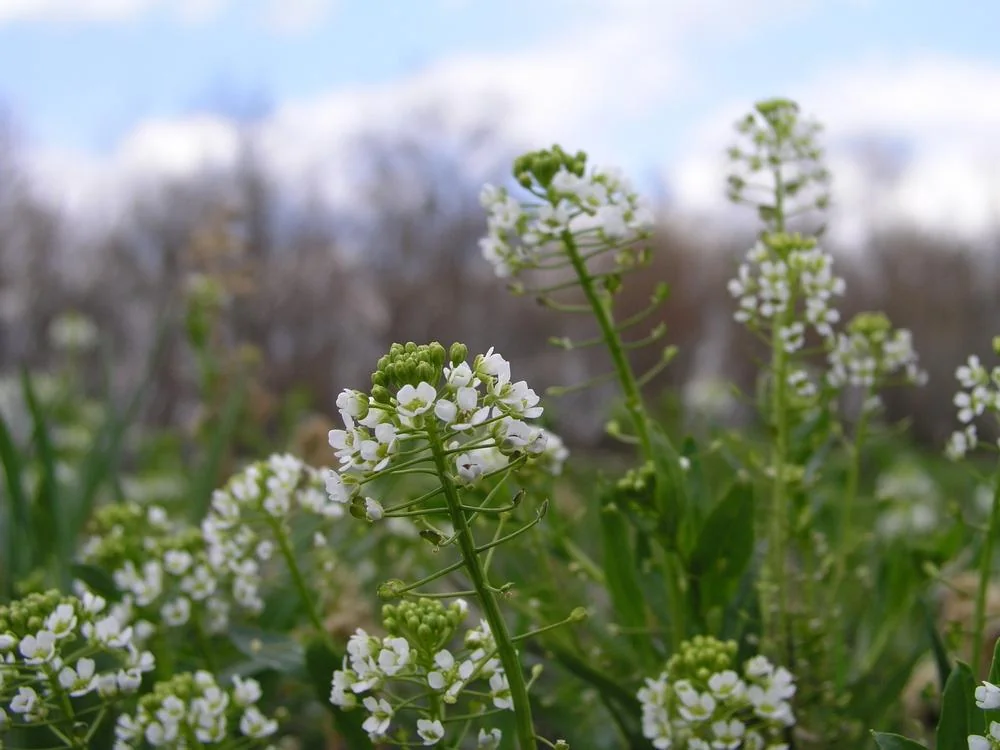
[[1, 0, 998, 239]]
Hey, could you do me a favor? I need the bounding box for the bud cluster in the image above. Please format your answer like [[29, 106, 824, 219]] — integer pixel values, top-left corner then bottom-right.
[[330, 598, 508, 746], [638, 636, 796, 749], [202, 454, 340, 613], [479, 146, 653, 278], [114, 670, 278, 748], [0, 590, 154, 737], [827, 312, 926, 394], [325, 342, 567, 521]]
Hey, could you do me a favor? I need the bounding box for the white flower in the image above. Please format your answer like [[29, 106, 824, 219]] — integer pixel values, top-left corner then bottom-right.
[[969, 721, 1000, 750], [337, 388, 369, 421], [711, 718, 746, 750], [378, 637, 411, 676], [708, 670, 745, 701], [747, 685, 794, 725], [976, 681, 1000, 710], [163, 549, 194, 576], [10, 686, 38, 715], [396, 382, 438, 418], [489, 671, 513, 710], [677, 687, 716, 722], [233, 675, 263, 706], [46, 603, 78, 637], [161, 597, 192, 627], [58, 657, 97, 696], [417, 718, 446, 745], [478, 728, 503, 749], [427, 649, 475, 703], [362, 696, 394, 739], [240, 706, 278, 738], [325, 469, 355, 504], [364, 498, 384, 522], [19, 630, 57, 663]]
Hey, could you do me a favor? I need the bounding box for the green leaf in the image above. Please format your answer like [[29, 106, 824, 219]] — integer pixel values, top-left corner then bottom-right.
[[70, 563, 121, 602], [936, 661, 983, 750], [687, 481, 754, 615], [988, 636, 1000, 686], [870, 731, 929, 750], [188, 378, 246, 521], [649, 426, 687, 544], [599, 499, 650, 659], [922, 597, 953, 693], [65, 336, 162, 560], [0, 411, 28, 598], [304, 637, 373, 749], [228, 625, 306, 676], [21, 371, 62, 585]]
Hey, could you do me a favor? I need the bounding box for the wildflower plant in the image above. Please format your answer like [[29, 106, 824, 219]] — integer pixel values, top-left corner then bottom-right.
[[3, 96, 991, 750], [0, 590, 155, 748], [723, 99, 929, 744], [638, 636, 796, 750], [328, 597, 575, 746], [324, 341, 577, 749], [113, 670, 279, 748], [941, 338, 1000, 678]]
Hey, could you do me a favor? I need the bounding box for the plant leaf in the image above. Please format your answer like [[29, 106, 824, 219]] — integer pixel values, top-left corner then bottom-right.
[[21, 371, 62, 585], [599, 498, 651, 659], [687, 481, 754, 616], [0, 411, 28, 598], [936, 661, 983, 750]]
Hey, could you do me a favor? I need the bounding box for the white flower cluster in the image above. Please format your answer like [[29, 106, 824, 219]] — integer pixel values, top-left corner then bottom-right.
[[638, 637, 795, 750], [969, 680, 1000, 749], [874, 463, 941, 540], [728, 240, 844, 342], [330, 598, 507, 746], [946, 354, 1000, 460], [1, 591, 154, 734], [325, 345, 567, 520], [203, 454, 342, 613], [827, 324, 926, 391], [479, 164, 652, 278], [79, 503, 233, 636], [114, 671, 278, 748], [48, 311, 99, 352]]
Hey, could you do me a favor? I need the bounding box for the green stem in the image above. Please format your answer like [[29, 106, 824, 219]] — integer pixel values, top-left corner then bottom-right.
[[270, 518, 328, 640], [972, 464, 1000, 674], [426, 419, 537, 750], [763, 157, 790, 660], [765, 322, 790, 656], [561, 230, 653, 463], [832, 397, 871, 599], [562, 229, 688, 646]]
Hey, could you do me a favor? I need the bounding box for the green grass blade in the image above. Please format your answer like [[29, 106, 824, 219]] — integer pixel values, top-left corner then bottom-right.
[[188, 377, 246, 521], [0, 411, 28, 598], [21, 370, 63, 586]]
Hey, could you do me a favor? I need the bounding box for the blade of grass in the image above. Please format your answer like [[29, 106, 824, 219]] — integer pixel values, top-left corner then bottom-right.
[[0, 411, 28, 598], [188, 376, 246, 521], [21, 370, 62, 586], [66, 318, 173, 551]]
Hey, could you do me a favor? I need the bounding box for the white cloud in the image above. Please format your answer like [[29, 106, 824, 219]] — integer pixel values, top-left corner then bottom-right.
[[0, 0, 219, 24], [29, 0, 801, 217], [29, 0, 998, 248], [0, 0, 338, 28], [667, 56, 1000, 245], [258, 0, 337, 33]]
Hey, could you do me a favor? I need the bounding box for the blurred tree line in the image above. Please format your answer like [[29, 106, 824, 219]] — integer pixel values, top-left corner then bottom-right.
[[1, 108, 997, 449]]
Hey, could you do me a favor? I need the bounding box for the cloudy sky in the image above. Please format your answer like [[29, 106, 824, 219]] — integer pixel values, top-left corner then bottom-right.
[[0, 0, 997, 242]]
